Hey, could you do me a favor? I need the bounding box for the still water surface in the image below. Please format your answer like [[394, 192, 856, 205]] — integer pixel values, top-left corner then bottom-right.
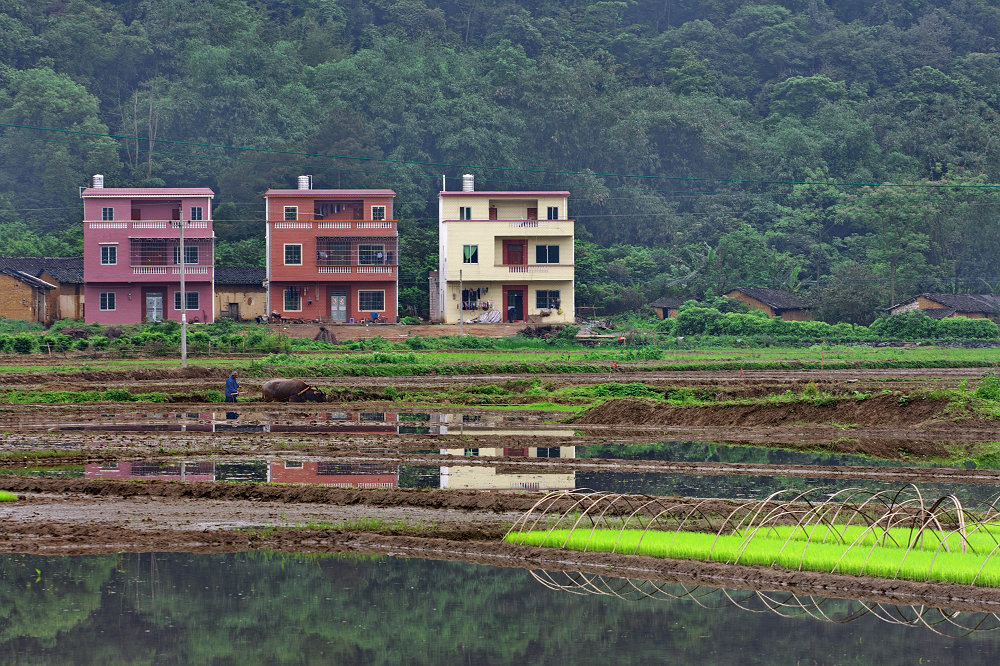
[[2, 553, 999, 664]]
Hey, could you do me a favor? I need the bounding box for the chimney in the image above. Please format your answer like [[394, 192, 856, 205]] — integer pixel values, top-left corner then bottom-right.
[[297, 175, 312, 190], [92, 174, 104, 189], [462, 174, 474, 192]]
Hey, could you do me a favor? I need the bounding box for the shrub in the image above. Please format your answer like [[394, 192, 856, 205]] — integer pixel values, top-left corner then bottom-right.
[[974, 373, 1000, 401], [11, 334, 36, 354], [400, 316, 420, 325]]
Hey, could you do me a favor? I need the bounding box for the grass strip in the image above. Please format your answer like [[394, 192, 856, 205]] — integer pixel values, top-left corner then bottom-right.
[[506, 525, 1000, 587], [0, 491, 17, 501]]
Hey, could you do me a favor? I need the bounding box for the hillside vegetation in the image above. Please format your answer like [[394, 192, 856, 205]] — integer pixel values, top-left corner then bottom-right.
[[1, 0, 999, 319]]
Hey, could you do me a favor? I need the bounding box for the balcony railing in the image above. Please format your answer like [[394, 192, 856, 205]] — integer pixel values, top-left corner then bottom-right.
[[271, 220, 397, 231], [496, 264, 572, 274], [314, 265, 396, 276], [132, 265, 212, 275], [87, 220, 210, 230]]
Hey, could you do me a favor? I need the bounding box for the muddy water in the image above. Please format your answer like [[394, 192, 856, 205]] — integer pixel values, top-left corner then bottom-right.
[[2, 553, 998, 664]]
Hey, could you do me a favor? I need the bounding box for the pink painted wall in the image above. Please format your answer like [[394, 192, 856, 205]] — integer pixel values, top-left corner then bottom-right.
[[84, 283, 213, 325]]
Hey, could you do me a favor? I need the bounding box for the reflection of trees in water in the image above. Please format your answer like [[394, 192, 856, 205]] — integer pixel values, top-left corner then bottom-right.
[[529, 569, 1000, 638], [2, 552, 999, 662], [577, 468, 1000, 505]]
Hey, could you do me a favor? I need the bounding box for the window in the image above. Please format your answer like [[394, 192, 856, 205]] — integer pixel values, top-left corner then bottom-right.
[[99, 292, 116, 311], [462, 245, 478, 264], [371, 206, 386, 221], [536, 289, 560, 309], [190, 206, 203, 221], [547, 206, 559, 220], [358, 290, 385, 311], [284, 244, 302, 265], [459, 206, 472, 220], [358, 244, 385, 265], [535, 244, 560, 264], [283, 206, 298, 220], [100, 245, 117, 265], [284, 461, 303, 469], [174, 291, 200, 310], [102, 207, 114, 221], [284, 287, 301, 311], [173, 245, 199, 264], [317, 240, 349, 265]]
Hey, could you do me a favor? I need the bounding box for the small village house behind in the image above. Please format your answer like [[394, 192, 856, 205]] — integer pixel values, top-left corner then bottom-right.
[[726, 287, 814, 321]]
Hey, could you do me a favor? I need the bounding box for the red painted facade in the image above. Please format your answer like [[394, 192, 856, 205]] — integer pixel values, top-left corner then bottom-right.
[[264, 186, 398, 322], [82, 185, 215, 324]]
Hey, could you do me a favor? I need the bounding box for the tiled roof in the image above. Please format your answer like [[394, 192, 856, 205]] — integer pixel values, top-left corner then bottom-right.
[[0, 268, 56, 290], [649, 297, 686, 308], [0, 257, 83, 284], [81, 187, 214, 197], [919, 293, 1000, 314], [214, 266, 266, 285], [264, 189, 395, 197], [439, 190, 570, 197], [729, 288, 811, 311]]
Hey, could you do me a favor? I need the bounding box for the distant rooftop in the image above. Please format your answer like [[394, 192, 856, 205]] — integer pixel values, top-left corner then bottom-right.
[[81, 187, 214, 198], [264, 189, 396, 197]]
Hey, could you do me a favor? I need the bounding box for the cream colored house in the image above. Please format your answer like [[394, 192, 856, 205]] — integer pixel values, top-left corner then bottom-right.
[[437, 175, 574, 324]]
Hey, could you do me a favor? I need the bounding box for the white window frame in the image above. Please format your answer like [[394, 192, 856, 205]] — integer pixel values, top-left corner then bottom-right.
[[284, 244, 302, 265], [100, 244, 118, 265], [174, 291, 200, 310], [99, 292, 116, 311], [173, 245, 199, 265], [190, 206, 204, 221], [358, 244, 385, 265], [547, 206, 559, 220], [101, 207, 114, 221], [284, 206, 298, 221], [371, 205, 386, 221], [462, 244, 478, 264], [535, 244, 560, 264], [459, 206, 472, 220], [284, 287, 302, 312], [358, 290, 385, 312]]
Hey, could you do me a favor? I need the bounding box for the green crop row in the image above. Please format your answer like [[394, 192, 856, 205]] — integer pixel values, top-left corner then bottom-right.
[[507, 525, 1000, 587]]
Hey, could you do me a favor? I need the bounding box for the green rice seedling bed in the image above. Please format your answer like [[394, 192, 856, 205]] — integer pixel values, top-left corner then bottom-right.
[[506, 524, 1000, 587]]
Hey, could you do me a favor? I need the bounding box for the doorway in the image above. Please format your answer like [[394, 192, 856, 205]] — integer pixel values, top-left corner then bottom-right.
[[145, 292, 164, 322], [330, 290, 348, 322], [503, 286, 526, 322]]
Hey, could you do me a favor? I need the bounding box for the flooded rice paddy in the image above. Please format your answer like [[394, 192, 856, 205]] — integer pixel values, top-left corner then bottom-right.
[[4, 400, 1000, 662]]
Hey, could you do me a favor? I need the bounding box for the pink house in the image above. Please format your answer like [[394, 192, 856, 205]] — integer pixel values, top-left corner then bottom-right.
[[82, 176, 215, 324]]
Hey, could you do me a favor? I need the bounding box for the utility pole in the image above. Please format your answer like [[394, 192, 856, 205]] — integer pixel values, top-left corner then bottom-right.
[[179, 219, 187, 368], [459, 269, 463, 336]]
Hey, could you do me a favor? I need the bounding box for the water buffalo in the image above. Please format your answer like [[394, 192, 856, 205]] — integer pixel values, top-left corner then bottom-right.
[[261, 378, 326, 403]]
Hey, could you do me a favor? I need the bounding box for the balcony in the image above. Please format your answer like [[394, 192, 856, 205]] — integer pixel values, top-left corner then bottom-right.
[[270, 220, 396, 233], [86, 219, 213, 239], [132, 265, 212, 276], [447, 218, 573, 236], [448, 263, 574, 282]]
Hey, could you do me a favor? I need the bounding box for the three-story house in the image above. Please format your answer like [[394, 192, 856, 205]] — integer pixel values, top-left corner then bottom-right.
[[437, 175, 574, 324], [265, 177, 398, 322], [82, 176, 215, 324]]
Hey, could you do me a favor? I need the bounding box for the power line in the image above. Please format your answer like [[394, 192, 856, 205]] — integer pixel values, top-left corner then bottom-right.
[[4, 121, 1000, 192]]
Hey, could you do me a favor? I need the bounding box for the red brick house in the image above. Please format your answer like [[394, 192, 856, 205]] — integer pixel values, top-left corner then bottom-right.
[[265, 177, 397, 322]]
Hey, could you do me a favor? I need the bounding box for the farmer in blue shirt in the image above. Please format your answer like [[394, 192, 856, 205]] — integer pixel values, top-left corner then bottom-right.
[[225, 371, 239, 403]]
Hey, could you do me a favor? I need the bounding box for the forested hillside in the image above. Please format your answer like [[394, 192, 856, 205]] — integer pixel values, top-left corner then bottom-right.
[[2, 0, 999, 321]]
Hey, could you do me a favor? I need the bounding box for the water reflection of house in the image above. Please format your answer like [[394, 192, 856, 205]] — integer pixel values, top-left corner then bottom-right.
[[270, 461, 398, 488], [429, 413, 567, 437], [440, 446, 575, 491], [85, 461, 216, 481]]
